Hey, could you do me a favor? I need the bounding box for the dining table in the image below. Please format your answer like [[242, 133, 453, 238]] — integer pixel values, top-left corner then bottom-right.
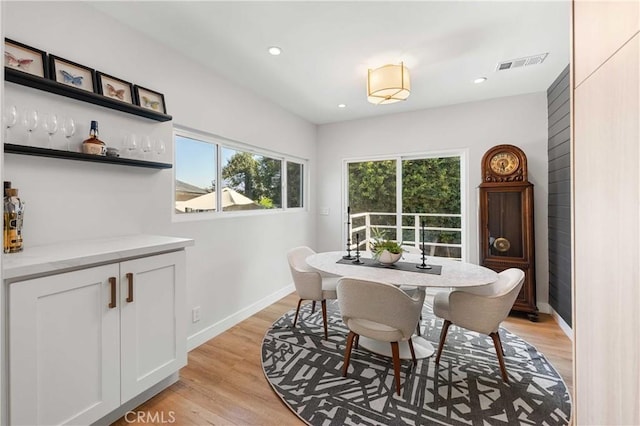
[[306, 250, 498, 359]]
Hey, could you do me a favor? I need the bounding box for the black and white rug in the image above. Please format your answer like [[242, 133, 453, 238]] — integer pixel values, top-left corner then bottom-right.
[[261, 301, 571, 425]]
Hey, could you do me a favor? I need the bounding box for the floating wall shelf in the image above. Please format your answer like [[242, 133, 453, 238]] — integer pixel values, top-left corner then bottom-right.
[[4, 68, 173, 122], [4, 144, 172, 170]]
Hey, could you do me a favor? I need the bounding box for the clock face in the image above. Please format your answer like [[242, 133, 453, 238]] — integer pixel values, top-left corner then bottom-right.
[[490, 151, 519, 176]]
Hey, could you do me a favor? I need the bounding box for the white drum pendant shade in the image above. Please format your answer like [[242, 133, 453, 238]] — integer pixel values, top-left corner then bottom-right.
[[367, 62, 411, 105]]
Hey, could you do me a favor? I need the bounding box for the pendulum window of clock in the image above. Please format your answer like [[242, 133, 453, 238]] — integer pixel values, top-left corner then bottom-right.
[[487, 192, 523, 257]]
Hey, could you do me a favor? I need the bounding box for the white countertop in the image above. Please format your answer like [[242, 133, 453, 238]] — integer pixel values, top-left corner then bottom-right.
[[3, 234, 194, 281]]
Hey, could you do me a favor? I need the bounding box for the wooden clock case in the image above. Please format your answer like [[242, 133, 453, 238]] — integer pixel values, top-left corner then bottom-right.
[[479, 144, 538, 320]]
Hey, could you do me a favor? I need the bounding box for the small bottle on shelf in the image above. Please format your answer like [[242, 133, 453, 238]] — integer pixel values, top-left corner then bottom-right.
[[81, 120, 107, 156], [3, 183, 25, 253]]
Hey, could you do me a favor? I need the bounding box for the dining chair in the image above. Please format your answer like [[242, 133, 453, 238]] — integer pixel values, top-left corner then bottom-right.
[[399, 245, 425, 336], [337, 277, 425, 396], [433, 268, 525, 382], [286, 246, 339, 340]]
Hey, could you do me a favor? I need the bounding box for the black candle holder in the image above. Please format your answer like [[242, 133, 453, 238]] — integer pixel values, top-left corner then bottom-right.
[[343, 208, 354, 260], [352, 233, 363, 264], [417, 219, 432, 270]]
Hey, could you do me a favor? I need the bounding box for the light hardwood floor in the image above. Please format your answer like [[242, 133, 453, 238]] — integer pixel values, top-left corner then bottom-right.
[[113, 293, 573, 425]]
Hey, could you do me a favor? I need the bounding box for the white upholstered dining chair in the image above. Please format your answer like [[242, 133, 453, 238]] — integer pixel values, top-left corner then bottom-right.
[[337, 277, 425, 396], [433, 267, 525, 382], [286, 246, 339, 340], [399, 245, 425, 335]]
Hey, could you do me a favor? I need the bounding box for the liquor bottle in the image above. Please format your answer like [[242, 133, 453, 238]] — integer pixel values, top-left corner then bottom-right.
[[82, 120, 107, 155], [4, 185, 25, 253]]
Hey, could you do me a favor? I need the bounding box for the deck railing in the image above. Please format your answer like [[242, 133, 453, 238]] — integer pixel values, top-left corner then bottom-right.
[[349, 212, 463, 260]]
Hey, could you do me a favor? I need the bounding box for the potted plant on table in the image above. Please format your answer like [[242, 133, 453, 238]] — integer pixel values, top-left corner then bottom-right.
[[370, 229, 404, 266]]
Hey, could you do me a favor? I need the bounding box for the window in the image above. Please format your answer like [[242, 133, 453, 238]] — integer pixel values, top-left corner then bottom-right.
[[287, 161, 304, 208], [221, 147, 281, 210], [174, 128, 305, 215], [346, 154, 463, 260], [175, 135, 217, 213]]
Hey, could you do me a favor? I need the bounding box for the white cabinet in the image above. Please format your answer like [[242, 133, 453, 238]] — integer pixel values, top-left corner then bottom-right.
[[8, 250, 186, 425], [120, 253, 186, 402], [9, 264, 120, 425]]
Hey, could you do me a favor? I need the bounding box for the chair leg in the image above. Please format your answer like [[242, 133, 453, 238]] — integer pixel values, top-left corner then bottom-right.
[[321, 300, 328, 340], [293, 299, 303, 327], [435, 320, 451, 364], [408, 338, 417, 365], [354, 334, 359, 349], [342, 331, 357, 377], [311, 300, 316, 314], [390, 342, 402, 395], [490, 332, 509, 383], [416, 320, 422, 336]]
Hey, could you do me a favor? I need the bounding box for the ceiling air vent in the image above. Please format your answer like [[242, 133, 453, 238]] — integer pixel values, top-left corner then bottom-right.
[[497, 53, 548, 71]]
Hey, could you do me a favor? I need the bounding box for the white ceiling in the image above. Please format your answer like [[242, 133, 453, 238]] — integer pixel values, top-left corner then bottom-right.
[[89, 1, 570, 125]]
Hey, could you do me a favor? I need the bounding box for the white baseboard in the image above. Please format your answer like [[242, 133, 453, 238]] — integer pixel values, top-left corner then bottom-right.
[[551, 307, 573, 341], [187, 284, 295, 351], [537, 302, 552, 314]]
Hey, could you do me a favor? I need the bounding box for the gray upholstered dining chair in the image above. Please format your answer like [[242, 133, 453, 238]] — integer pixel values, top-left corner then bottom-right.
[[287, 246, 339, 340], [433, 268, 525, 383], [337, 277, 425, 396]]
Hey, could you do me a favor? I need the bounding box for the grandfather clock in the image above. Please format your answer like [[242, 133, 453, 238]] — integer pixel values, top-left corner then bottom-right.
[[479, 144, 538, 320]]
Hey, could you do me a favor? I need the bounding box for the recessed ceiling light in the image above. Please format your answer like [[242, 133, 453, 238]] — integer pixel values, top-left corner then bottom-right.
[[268, 46, 282, 56], [338, 104, 347, 108], [474, 77, 487, 84]]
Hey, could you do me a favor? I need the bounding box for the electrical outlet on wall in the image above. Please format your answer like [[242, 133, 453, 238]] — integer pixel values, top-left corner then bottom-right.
[[192, 306, 201, 323]]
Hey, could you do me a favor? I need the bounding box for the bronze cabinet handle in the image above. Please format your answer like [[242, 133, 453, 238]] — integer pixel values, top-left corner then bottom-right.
[[108, 277, 117, 309], [126, 273, 134, 303]]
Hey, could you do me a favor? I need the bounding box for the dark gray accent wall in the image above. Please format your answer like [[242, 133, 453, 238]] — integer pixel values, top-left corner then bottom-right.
[[547, 65, 571, 327]]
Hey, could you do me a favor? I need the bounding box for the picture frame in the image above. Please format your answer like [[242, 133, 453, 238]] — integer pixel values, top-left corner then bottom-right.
[[134, 85, 167, 114], [49, 54, 96, 93], [96, 72, 135, 104], [4, 38, 48, 78]]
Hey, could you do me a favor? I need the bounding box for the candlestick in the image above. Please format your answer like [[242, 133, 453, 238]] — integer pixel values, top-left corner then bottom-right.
[[352, 233, 363, 264], [417, 219, 431, 269], [343, 206, 354, 259]]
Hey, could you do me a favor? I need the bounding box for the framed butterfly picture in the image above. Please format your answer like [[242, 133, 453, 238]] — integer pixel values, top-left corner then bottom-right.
[[134, 85, 167, 114], [4, 38, 48, 78], [49, 55, 96, 93], [96, 72, 134, 104]]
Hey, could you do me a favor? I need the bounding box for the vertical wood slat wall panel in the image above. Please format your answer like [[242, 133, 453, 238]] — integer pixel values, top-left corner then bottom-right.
[[547, 65, 572, 327]]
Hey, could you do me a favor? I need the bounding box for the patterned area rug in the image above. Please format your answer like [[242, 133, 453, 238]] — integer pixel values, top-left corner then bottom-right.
[[261, 300, 571, 425]]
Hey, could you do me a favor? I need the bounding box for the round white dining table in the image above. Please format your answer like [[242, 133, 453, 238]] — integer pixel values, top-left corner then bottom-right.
[[306, 251, 498, 359]]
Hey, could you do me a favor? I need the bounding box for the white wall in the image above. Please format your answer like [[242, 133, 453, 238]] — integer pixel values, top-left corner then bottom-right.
[[316, 93, 551, 310], [2, 2, 317, 346]]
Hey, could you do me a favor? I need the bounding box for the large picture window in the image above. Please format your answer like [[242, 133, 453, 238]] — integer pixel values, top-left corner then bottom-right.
[[174, 128, 305, 216], [221, 147, 282, 210], [346, 154, 464, 260]]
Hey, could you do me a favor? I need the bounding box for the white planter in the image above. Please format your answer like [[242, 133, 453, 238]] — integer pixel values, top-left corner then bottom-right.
[[376, 250, 402, 265]]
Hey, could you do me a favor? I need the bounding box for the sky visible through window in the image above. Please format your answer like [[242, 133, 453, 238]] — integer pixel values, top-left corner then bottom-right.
[[175, 135, 239, 190]]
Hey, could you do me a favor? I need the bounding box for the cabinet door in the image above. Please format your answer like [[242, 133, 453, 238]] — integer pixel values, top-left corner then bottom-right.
[[485, 190, 524, 259], [120, 251, 186, 403], [9, 264, 120, 425]]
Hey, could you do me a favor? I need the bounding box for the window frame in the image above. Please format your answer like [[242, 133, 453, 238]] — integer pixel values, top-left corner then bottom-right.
[[172, 126, 308, 222], [342, 149, 467, 261]]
